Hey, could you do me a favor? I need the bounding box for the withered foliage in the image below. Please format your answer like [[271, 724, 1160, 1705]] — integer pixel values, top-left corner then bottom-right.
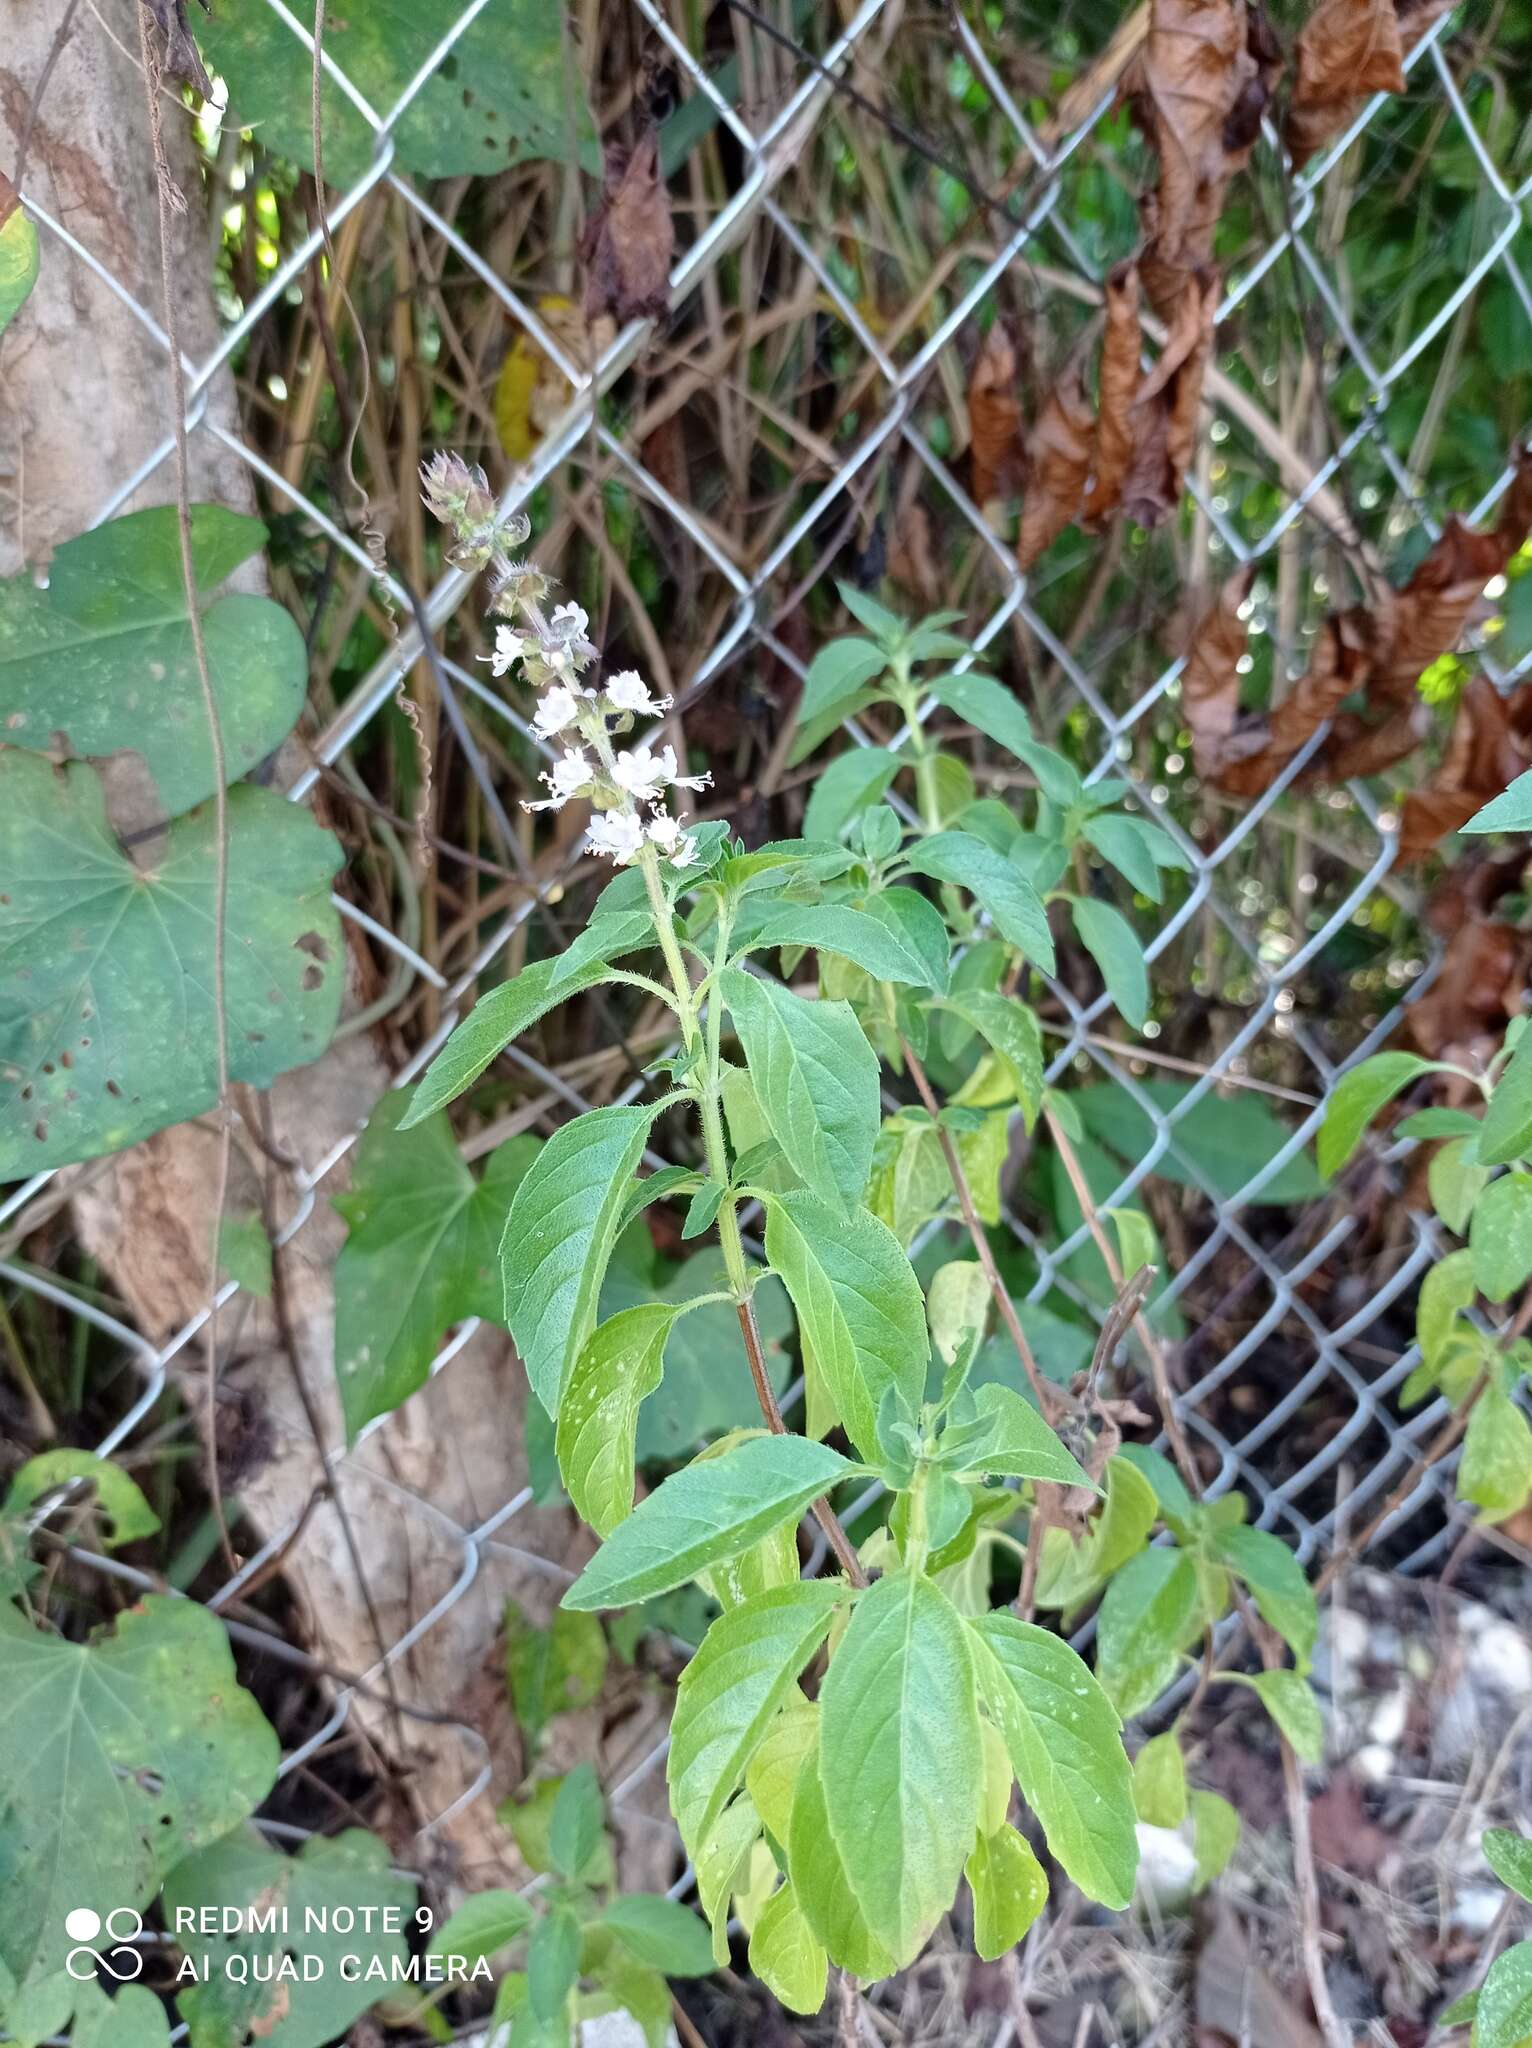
[[1180, 446, 1532, 855], [1286, 0, 1454, 169], [141, 0, 214, 98], [967, 325, 1026, 510], [581, 129, 674, 325], [1407, 854, 1532, 1065], [1134, 0, 1278, 320], [1016, 345, 1096, 570], [1119, 267, 1219, 527], [1080, 264, 1143, 529]]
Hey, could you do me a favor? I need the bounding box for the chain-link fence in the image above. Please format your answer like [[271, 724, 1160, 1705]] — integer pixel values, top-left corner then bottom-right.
[[6, 0, 1531, 2032]]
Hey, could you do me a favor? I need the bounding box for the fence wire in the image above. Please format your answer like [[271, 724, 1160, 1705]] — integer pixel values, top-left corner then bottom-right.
[[7, 0, 1532, 2033]]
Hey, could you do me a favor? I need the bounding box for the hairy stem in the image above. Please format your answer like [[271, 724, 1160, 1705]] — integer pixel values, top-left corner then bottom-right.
[[900, 1037, 1070, 1422]]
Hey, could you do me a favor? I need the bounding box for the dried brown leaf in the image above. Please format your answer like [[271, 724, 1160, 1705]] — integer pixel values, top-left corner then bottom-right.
[[1222, 606, 1376, 794], [1182, 568, 1252, 774], [1017, 347, 1096, 570], [1315, 700, 1431, 781], [1285, 0, 1453, 168], [581, 129, 673, 326], [1407, 900, 1531, 1065], [1397, 676, 1532, 858], [1138, 0, 1271, 317], [968, 324, 1025, 509], [1081, 263, 1144, 529], [1121, 269, 1218, 526], [142, 0, 214, 99]]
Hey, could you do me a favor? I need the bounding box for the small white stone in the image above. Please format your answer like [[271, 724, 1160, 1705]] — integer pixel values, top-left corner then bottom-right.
[[1451, 1886, 1509, 1937], [1466, 1620, 1532, 1699], [1367, 1688, 1409, 1748], [1134, 1822, 1198, 1913], [1354, 1742, 1395, 1785]]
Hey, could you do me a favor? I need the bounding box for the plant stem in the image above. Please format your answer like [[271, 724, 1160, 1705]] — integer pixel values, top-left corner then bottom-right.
[[638, 849, 867, 1588], [1043, 1105, 1200, 1492], [900, 1037, 1070, 1422]]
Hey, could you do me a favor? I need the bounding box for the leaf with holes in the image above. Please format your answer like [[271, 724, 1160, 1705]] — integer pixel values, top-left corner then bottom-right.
[[165, 1827, 412, 2048], [334, 1096, 538, 1441], [194, 0, 598, 188], [3, 1451, 159, 1549], [0, 1598, 279, 1992], [0, 507, 307, 817], [0, 757, 343, 1176]]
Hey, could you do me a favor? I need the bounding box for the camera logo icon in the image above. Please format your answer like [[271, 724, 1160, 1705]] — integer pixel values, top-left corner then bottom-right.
[[64, 1907, 145, 1982]]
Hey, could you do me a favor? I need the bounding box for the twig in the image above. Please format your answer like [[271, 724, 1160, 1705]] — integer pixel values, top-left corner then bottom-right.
[[1279, 1686, 1351, 2048], [137, 4, 235, 1573], [900, 1038, 1073, 1423]]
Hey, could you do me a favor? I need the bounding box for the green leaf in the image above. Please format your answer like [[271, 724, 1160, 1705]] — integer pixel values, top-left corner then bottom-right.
[[799, 641, 891, 725], [763, 1191, 929, 1462], [0, 1598, 279, 1990], [927, 673, 1037, 767], [667, 1582, 845, 1858], [1397, 1108, 1485, 1141], [1132, 1731, 1187, 1826], [1470, 1172, 1532, 1303], [928, 1260, 991, 1386], [0, 508, 306, 817], [1465, 766, 1532, 833], [1069, 897, 1149, 1029], [968, 1613, 1137, 1910], [430, 1890, 536, 1967], [1246, 1670, 1323, 1762], [1189, 1789, 1240, 1892], [820, 1570, 982, 1969], [1419, 1248, 1480, 1372], [528, 1906, 581, 2021], [166, 1827, 412, 2048], [748, 1884, 827, 2013], [556, 1304, 680, 1536], [903, 833, 1055, 973], [74, 1983, 170, 2048], [1208, 1526, 1317, 1672], [1460, 1380, 1532, 1522], [3, 1450, 160, 1547], [1115, 1444, 1196, 1531], [1033, 1454, 1159, 1612], [548, 909, 656, 993], [721, 970, 880, 1212], [333, 1097, 537, 1439], [802, 747, 901, 840], [403, 955, 613, 1127], [1108, 1204, 1159, 1280], [548, 1762, 605, 1881], [600, 1895, 714, 1977], [1476, 1940, 1532, 2048], [695, 1798, 762, 1965], [0, 760, 343, 1175], [1482, 1036, 1532, 1166], [1083, 814, 1164, 900], [196, 0, 596, 186], [1318, 1053, 1440, 1179], [965, 1824, 1048, 1961], [836, 581, 906, 644], [1485, 1829, 1532, 1904], [563, 1435, 856, 1611], [0, 187, 39, 338], [788, 1737, 895, 1981], [1072, 1080, 1322, 1207], [1431, 1138, 1491, 1236], [934, 992, 1044, 1125], [746, 1697, 819, 1844], [1094, 1547, 1201, 1718], [506, 1606, 607, 1749], [746, 898, 948, 989], [965, 1383, 1091, 1486], [502, 1103, 660, 1414]]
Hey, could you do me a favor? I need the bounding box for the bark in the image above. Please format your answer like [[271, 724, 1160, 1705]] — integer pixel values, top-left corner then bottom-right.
[[1, 0, 670, 1890]]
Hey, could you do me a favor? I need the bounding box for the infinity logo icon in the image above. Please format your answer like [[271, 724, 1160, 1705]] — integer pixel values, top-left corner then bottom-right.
[[64, 1907, 145, 1983]]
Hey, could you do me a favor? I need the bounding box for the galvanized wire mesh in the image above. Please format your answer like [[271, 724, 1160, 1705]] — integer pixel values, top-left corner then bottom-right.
[[7, 0, 1532, 2029]]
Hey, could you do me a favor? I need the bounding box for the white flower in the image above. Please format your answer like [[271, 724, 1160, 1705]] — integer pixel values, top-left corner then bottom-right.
[[605, 669, 669, 717], [523, 746, 594, 812], [612, 743, 712, 802], [486, 623, 532, 676], [611, 745, 670, 802], [549, 601, 589, 640], [586, 808, 645, 864], [647, 809, 700, 869], [532, 684, 582, 738]]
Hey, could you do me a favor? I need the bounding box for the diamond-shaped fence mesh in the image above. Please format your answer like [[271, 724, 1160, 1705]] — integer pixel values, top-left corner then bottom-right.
[[5, 0, 1530, 2031]]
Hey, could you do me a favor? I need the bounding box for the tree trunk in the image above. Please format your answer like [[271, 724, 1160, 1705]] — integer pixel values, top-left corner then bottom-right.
[[1, 0, 670, 1891]]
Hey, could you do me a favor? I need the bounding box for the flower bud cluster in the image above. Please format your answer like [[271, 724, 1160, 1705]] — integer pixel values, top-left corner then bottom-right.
[[420, 456, 712, 870]]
